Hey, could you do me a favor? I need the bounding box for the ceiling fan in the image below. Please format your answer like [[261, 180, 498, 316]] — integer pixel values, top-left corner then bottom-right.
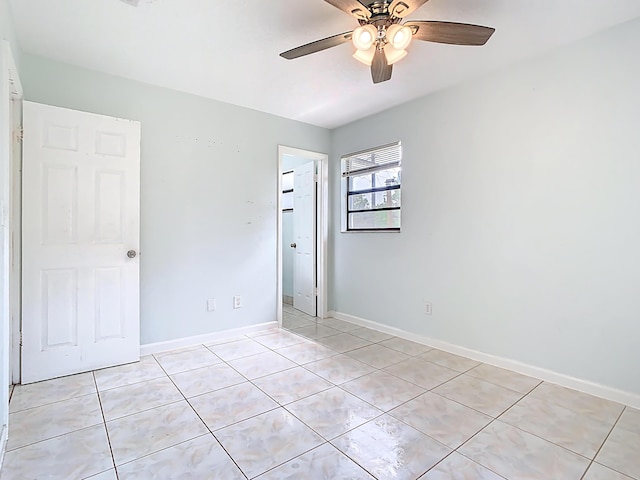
[[280, 0, 495, 84]]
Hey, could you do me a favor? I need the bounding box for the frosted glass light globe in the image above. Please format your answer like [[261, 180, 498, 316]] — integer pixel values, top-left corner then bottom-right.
[[353, 25, 377, 50]]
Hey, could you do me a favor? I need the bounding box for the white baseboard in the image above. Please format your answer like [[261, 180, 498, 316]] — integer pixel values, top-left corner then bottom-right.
[[140, 321, 278, 356], [328, 311, 640, 409]]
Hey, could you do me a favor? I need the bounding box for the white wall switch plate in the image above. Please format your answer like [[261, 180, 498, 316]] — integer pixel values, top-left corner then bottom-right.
[[425, 302, 432, 315], [233, 295, 242, 309]]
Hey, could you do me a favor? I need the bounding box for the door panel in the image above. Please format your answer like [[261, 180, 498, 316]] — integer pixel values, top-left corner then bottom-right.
[[96, 171, 125, 243], [41, 268, 78, 348], [95, 267, 124, 340], [22, 101, 141, 383], [293, 161, 316, 317]]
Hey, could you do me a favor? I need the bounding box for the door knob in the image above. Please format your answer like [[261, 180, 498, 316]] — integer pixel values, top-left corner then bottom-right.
[[127, 250, 137, 258], [290, 243, 297, 248]]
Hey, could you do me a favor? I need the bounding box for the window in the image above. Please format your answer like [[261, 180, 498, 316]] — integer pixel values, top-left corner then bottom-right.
[[282, 170, 294, 211], [341, 142, 402, 232]]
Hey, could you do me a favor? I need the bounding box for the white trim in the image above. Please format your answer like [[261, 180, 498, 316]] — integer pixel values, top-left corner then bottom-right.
[[0, 425, 6, 469], [276, 146, 329, 328], [329, 310, 640, 409], [2, 41, 23, 470], [140, 321, 278, 356], [9, 95, 21, 385], [3, 40, 23, 387], [3, 41, 22, 100]]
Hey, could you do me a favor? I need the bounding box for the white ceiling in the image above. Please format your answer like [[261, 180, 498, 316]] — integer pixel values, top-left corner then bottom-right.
[[9, 0, 640, 129]]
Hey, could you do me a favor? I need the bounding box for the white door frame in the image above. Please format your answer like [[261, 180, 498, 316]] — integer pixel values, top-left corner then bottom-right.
[[277, 146, 328, 326], [9, 89, 21, 385], [1, 39, 23, 463]]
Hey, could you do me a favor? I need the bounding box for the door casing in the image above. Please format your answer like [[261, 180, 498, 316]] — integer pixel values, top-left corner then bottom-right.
[[9, 78, 22, 385], [277, 146, 328, 326], [1, 40, 23, 468]]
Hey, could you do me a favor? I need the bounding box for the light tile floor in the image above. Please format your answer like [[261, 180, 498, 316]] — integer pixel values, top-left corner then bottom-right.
[[1, 305, 638, 479]]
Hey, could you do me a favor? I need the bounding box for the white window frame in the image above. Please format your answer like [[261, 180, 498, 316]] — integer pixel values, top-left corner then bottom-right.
[[341, 142, 402, 233]]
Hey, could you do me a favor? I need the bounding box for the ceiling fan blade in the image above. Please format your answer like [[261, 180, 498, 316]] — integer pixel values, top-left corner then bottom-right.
[[324, 0, 371, 20], [406, 21, 495, 46], [280, 32, 353, 60], [389, 0, 429, 18], [371, 49, 392, 84]]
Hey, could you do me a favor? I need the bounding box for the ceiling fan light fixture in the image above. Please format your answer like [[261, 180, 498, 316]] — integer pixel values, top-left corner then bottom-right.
[[280, 1, 496, 85], [352, 25, 377, 50], [353, 46, 376, 66], [384, 44, 407, 65], [387, 24, 413, 50]]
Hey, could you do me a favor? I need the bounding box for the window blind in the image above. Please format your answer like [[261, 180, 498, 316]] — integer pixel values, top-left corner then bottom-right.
[[342, 142, 402, 177]]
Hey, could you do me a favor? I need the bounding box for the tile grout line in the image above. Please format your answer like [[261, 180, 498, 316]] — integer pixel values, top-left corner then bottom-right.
[[426, 449, 508, 480], [298, 320, 620, 473], [307, 319, 613, 474], [329, 371, 461, 478], [312, 354, 461, 480], [8, 314, 634, 479], [6, 325, 392, 477], [155, 352, 250, 480], [261, 323, 386, 479], [493, 383, 628, 464], [203, 334, 335, 479], [245, 442, 333, 480], [451, 379, 605, 479], [289, 334, 457, 480], [92, 371, 120, 480], [322, 440, 380, 480], [577, 406, 628, 480], [211, 321, 391, 478], [289, 318, 551, 395], [438, 373, 546, 478]]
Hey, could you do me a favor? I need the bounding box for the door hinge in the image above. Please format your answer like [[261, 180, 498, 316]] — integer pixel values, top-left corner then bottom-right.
[[314, 173, 318, 183], [19, 331, 23, 347], [15, 127, 23, 143], [314, 287, 318, 296]]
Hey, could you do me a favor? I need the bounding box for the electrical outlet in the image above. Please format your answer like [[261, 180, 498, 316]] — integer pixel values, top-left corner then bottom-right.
[[207, 298, 216, 312], [425, 302, 432, 315], [233, 295, 242, 309]]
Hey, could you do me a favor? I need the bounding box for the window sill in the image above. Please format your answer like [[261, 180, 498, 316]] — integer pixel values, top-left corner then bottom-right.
[[341, 229, 401, 233]]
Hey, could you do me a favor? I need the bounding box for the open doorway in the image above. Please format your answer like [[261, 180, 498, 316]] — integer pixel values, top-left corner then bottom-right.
[[276, 146, 328, 331]]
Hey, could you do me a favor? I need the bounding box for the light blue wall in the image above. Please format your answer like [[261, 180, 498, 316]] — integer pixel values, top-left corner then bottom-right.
[[20, 54, 330, 344], [0, 0, 19, 67], [330, 18, 640, 395]]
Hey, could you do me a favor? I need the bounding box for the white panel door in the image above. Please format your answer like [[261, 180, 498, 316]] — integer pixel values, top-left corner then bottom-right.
[[293, 161, 316, 316], [22, 101, 141, 384]]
